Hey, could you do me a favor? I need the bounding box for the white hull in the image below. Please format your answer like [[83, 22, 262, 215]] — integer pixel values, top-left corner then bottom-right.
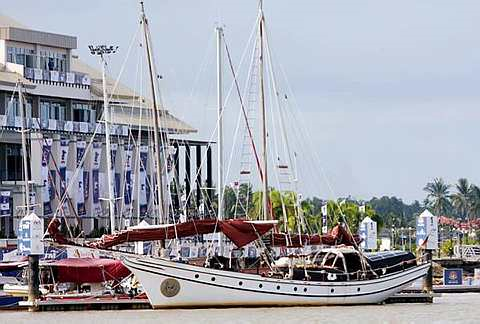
[[123, 256, 430, 308]]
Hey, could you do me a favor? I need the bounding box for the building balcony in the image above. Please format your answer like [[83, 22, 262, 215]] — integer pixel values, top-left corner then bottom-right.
[[0, 115, 129, 137]]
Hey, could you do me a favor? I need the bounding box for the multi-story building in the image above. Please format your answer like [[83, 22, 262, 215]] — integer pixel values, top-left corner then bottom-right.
[[0, 16, 213, 238]]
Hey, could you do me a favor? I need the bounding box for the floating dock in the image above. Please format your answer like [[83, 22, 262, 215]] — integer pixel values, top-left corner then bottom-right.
[[9, 292, 439, 311], [18, 296, 151, 311]]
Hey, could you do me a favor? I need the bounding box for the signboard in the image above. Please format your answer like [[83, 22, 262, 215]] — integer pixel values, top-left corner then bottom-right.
[[0, 191, 11, 217], [359, 216, 377, 250], [416, 210, 438, 250], [17, 213, 44, 256], [444, 268, 463, 285]]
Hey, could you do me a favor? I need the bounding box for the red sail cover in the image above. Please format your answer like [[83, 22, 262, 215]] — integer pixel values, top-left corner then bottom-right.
[[47, 258, 130, 283], [271, 225, 361, 247], [48, 218, 275, 249]]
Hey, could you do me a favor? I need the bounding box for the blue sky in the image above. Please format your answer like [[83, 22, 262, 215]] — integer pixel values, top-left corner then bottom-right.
[[2, 0, 480, 202]]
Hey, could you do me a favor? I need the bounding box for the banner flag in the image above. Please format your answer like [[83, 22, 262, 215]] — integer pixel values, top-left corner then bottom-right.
[[0, 191, 11, 217], [49, 171, 56, 200], [59, 139, 69, 198], [139, 146, 148, 215], [76, 141, 86, 216], [123, 145, 133, 207], [42, 138, 53, 216], [110, 143, 118, 170], [91, 142, 102, 217]]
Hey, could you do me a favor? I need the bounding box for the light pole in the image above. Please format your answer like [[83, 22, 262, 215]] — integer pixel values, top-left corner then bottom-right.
[[391, 225, 395, 250], [408, 226, 412, 252], [89, 45, 118, 234]]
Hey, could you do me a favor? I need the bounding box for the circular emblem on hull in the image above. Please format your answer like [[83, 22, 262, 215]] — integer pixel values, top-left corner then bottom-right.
[[160, 278, 180, 297]]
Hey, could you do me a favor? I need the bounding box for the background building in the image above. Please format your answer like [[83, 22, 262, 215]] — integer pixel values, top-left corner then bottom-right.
[[0, 16, 212, 238]]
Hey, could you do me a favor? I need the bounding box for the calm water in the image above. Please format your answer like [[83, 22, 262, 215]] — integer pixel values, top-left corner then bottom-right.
[[1, 293, 479, 324]]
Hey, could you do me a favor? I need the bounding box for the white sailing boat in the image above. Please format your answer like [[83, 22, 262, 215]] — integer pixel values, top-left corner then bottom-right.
[[47, 1, 430, 308], [118, 1, 430, 308]]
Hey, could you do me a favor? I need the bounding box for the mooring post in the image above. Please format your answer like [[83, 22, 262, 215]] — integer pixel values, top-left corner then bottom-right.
[[423, 249, 433, 294], [28, 254, 40, 311]]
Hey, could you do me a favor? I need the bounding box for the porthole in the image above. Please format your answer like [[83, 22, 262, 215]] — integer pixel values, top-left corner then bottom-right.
[[293, 287, 298, 292], [194, 274, 199, 279], [303, 288, 307, 293], [276, 285, 281, 290], [357, 287, 361, 292], [259, 284, 263, 288], [331, 288, 334, 293], [239, 281, 243, 286], [211, 277, 216, 282]]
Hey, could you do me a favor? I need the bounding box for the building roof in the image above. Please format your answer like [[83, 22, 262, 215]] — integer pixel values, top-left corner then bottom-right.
[[71, 57, 196, 134], [0, 14, 196, 135]]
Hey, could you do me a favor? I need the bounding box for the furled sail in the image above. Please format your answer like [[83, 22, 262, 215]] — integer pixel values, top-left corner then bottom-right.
[[47, 218, 276, 249], [271, 225, 361, 247]]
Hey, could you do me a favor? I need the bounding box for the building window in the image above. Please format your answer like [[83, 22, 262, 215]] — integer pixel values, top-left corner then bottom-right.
[[40, 100, 66, 121], [6, 97, 32, 118], [73, 103, 94, 123], [0, 143, 23, 181]]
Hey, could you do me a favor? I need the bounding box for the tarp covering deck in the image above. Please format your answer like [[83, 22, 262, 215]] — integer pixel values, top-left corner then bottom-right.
[[46, 258, 130, 283]]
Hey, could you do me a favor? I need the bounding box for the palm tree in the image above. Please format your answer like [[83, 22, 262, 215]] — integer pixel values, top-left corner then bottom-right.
[[423, 178, 451, 216], [451, 178, 472, 219], [468, 185, 480, 219]]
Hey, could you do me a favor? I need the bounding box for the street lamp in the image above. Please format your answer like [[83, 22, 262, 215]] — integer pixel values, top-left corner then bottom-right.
[[88, 45, 118, 56], [89, 44, 118, 234]]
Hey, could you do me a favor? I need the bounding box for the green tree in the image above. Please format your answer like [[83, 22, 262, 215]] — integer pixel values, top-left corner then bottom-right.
[[469, 185, 480, 219], [424, 177, 451, 216], [451, 178, 471, 219]]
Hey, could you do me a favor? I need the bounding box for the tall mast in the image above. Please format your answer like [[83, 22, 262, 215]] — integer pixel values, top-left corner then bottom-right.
[[89, 45, 117, 234], [259, 1, 269, 221], [18, 81, 30, 213], [216, 26, 224, 250], [140, 1, 166, 225]]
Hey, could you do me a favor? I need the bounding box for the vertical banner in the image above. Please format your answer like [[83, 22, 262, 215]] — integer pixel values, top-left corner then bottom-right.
[[29, 191, 36, 212], [146, 175, 151, 212], [49, 171, 56, 200], [76, 141, 86, 216], [321, 204, 328, 234], [59, 139, 70, 197], [115, 173, 121, 199], [0, 191, 11, 217], [91, 142, 102, 217], [41, 138, 53, 216], [139, 146, 148, 215], [110, 143, 118, 171], [123, 145, 133, 215], [110, 143, 118, 201]]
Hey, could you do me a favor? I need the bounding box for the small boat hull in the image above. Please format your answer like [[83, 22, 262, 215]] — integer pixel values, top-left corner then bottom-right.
[[123, 256, 430, 308]]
